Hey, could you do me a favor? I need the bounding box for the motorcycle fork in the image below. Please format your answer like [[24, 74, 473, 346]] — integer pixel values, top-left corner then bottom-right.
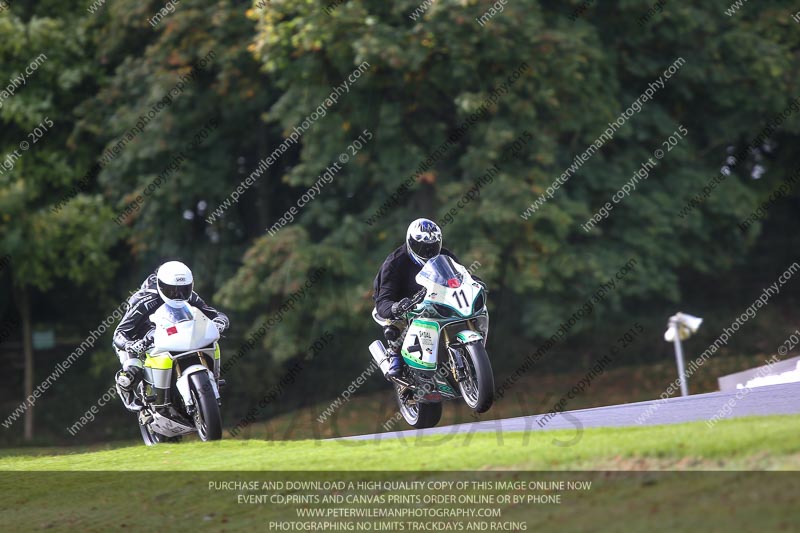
[[439, 330, 463, 381], [446, 344, 468, 382]]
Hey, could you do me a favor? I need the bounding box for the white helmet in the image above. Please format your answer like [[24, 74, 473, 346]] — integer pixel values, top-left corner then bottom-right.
[[156, 261, 194, 308], [406, 218, 442, 267]]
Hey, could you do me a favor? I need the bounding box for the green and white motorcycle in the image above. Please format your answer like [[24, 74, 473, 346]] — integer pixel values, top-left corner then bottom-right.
[[370, 255, 494, 429]]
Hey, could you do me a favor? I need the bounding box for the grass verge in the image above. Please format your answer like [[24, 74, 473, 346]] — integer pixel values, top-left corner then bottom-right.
[[2, 415, 798, 531], [2, 414, 799, 471]]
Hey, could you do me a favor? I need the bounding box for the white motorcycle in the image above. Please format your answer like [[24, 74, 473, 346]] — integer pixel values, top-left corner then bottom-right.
[[131, 303, 224, 445], [370, 255, 494, 429]]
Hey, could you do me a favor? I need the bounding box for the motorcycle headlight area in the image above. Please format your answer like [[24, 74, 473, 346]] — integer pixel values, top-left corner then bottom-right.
[[473, 292, 485, 312]]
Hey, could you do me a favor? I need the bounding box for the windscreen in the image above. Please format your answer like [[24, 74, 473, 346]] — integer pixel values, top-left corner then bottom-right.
[[162, 303, 194, 323], [418, 255, 464, 288]]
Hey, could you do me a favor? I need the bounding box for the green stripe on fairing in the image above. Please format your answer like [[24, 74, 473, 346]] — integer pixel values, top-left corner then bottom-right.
[[401, 351, 436, 369], [411, 319, 440, 330], [437, 382, 455, 393]]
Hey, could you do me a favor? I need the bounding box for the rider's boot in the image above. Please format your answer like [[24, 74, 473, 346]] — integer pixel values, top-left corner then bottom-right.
[[386, 351, 403, 378], [115, 358, 144, 412], [384, 325, 404, 379]]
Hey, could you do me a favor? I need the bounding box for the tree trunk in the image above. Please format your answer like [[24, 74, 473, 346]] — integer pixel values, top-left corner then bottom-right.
[[19, 287, 34, 441]]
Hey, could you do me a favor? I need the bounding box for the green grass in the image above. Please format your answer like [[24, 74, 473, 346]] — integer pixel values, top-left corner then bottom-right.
[[2, 416, 798, 531], [2, 414, 800, 471]]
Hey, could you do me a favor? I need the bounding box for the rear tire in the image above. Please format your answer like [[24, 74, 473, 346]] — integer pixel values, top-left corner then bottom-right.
[[396, 388, 442, 429], [189, 372, 222, 441], [139, 421, 182, 446], [136, 381, 182, 446], [139, 422, 160, 446], [459, 342, 494, 414]]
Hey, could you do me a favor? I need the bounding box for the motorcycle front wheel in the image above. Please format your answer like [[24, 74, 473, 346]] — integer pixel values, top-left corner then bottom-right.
[[458, 342, 494, 414], [189, 372, 222, 441], [396, 387, 442, 429]]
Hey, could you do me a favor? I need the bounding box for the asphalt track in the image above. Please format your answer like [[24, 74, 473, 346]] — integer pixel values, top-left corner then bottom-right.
[[344, 381, 800, 440]]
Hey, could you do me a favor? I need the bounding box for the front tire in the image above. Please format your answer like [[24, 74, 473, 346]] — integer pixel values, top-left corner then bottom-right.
[[189, 372, 222, 441], [458, 342, 494, 413], [396, 387, 442, 429]]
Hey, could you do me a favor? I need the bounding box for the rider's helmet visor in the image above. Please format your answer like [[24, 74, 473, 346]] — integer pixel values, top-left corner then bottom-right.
[[410, 240, 442, 261], [158, 280, 193, 301]]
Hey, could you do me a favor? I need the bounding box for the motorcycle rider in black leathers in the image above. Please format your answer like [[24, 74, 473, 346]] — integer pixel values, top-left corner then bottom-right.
[[373, 218, 481, 378], [113, 261, 229, 411]]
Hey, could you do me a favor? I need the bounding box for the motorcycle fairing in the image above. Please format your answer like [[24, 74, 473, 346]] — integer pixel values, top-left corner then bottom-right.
[[150, 303, 220, 353], [148, 412, 194, 437], [401, 319, 439, 370], [416, 256, 482, 317]]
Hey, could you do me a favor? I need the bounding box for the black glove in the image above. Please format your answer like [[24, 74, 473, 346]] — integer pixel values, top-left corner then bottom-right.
[[125, 338, 149, 356], [391, 298, 412, 319]]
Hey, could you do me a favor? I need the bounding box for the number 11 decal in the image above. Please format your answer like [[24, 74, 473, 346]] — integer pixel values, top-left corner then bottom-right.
[[452, 289, 468, 309]]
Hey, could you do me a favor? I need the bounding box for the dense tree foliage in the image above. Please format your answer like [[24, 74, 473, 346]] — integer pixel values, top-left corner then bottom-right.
[[1, 0, 798, 442]]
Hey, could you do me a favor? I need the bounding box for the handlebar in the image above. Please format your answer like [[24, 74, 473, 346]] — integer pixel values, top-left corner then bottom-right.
[[411, 288, 427, 305], [395, 288, 427, 317], [401, 288, 427, 314], [130, 329, 155, 356]]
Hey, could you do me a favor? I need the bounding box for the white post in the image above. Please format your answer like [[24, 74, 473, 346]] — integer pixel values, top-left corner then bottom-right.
[[671, 319, 690, 397]]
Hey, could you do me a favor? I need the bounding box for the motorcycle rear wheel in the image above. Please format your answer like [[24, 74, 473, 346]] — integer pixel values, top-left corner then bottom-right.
[[396, 388, 442, 429], [139, 422, 182, 446], [190, 372, 223, 441]]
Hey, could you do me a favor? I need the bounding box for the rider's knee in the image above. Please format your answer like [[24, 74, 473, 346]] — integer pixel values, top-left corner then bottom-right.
[[384, 325, 400, 342], [122, 358, 144, 372], [115, 349, 130, 366]]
